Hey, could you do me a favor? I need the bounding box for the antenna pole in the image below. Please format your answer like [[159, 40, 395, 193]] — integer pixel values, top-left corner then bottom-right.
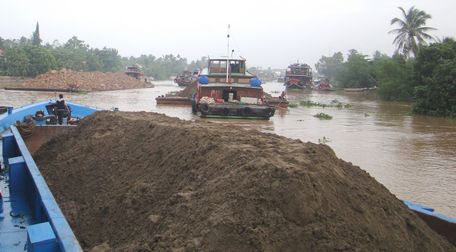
[[226, 24, 230, 83]]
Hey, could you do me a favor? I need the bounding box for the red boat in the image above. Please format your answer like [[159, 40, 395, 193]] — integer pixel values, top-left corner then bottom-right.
[[284, 63, 312, 89]]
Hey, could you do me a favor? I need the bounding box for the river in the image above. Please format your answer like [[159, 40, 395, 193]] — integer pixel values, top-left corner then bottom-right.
[[1, 80, 455, 216]]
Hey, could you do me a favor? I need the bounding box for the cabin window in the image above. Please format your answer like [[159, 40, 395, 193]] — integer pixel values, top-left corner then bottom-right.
[[209, 60, 221, 72], [220, 60, 227, 71], [230, 60, 240, 73]]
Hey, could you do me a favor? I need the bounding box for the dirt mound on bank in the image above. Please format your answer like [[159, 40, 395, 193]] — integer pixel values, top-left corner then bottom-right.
[[34, 112, 454, 251], [21, 69, 145, 91]]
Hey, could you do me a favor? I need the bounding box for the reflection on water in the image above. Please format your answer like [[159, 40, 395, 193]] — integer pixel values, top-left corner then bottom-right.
[[1, 81, 455, 216]]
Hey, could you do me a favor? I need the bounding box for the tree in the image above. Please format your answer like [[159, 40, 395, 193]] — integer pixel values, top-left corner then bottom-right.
[[336, 50, 376, 88], [96, 47, 122, 72], [64, 36, 88, 50], [2, 47, 29, 76], [315, 52, 344, 83], [32, 22, 42, 46], [23, 45, 57, 76], [389, 6, 436, 58], [374, 54, 415, 101], [413, 38, 456, 117]]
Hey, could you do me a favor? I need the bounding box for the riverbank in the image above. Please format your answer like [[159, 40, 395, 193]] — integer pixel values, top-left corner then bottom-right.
[[0, 75, 32, 89], [34, 111, 455, 251]]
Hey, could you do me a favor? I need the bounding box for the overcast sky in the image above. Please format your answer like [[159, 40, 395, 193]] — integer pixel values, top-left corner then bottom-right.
[[1, 0, 455, 68]]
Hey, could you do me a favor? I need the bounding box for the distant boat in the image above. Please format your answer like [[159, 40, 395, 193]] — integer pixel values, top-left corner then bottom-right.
[[313, 80, 335, 91], [284, 63, 313, 89], [193, 57, 275, 119], [174, 69, 199, 86], [125, 64, 144, 80]]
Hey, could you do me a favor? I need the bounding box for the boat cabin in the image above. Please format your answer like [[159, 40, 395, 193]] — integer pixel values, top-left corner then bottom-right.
[[286, 63, 312, 77], [209, 58, 246, 75], [204, 57, 253, 84], [125, 65, 144, 80]]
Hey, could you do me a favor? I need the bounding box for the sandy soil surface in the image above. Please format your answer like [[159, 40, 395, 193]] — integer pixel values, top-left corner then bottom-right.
[[20, 69, 145, 91], [34, 111, 455, 251]]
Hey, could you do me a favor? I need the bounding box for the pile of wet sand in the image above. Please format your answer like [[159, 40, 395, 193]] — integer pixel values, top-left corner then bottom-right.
[[173, 81, 197, 97], [34, 112, 455, 251], [21, 69, 145, 91]]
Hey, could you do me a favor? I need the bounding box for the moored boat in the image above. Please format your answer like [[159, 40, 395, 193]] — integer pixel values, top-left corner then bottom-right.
[[284, 63, 313, 89], [155, 96, 192, 105], [125, 64, 144, 80], [0, 100, 98, 251], [313, 79, 335, 91], [174, 70, 198, 86], [193, 57, 275, 119]]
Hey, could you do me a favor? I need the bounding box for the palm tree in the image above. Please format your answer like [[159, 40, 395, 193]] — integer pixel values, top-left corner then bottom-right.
[[389, 6, 437, 58]]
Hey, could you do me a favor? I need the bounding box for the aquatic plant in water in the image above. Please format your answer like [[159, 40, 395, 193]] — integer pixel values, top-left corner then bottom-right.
[[314, 113, 333, 120], [299, 100, 351, 109], [288, 103, 298, 108]]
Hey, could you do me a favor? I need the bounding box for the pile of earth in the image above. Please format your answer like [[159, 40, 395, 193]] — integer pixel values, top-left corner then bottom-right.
[[34, 112, 455, 251], [172, 81, 197, 98], [21, 69, 145, 91]]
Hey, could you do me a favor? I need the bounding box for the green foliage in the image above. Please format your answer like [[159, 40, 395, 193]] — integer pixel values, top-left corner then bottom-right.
[[375, 55, 415, 101], [95, 47, 122, 72], [122, 54, 188, 80], [23, 45, 57, 76], [413, 39, 456, 117], [313, 113, 333, 120], [188, 56, 208, 71], [336, 50, 376, 88], [299, 99, 351, 108], [389, 6, 436, 58], [300, 100, 329, 108], [1, 47, 29, 76], [32, 22, 42, 46], [288, 103, 298, 108], [315, 52, 343, 83]]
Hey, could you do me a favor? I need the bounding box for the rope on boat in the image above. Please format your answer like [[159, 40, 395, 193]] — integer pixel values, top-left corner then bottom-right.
[[15, 120, 35, 139]]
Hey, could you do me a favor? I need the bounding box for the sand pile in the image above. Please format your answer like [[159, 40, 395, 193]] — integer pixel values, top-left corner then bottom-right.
[[21, 69, 145, 91], [173, 81, 197, 97], [34, 112, 454, 251]]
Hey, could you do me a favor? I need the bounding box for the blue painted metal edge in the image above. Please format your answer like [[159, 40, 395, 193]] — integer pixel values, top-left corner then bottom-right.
[[0, 100, 99, 132], [403, 200, 456, 223], [10, 125, 82, 252]]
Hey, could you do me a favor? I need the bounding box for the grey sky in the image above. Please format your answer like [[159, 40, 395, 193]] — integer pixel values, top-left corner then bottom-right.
[[1, 0, 455, 69]]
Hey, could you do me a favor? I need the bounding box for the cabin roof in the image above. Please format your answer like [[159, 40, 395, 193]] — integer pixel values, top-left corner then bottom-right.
[[199, 83, 262, 89], [209, 56, 246, 61]]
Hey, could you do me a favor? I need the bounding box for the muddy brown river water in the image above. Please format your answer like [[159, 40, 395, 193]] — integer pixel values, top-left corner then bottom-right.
[[1, 80, 455, 216]]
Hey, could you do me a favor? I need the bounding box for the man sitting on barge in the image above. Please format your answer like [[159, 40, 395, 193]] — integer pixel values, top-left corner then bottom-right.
[[56, 94, 70, 125]]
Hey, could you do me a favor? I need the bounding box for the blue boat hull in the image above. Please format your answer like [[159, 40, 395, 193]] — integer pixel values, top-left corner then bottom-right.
[[1, 100, 98, 252]]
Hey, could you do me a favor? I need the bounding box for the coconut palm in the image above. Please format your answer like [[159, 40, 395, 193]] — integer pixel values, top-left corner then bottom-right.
[[389, 6, 437, 58]]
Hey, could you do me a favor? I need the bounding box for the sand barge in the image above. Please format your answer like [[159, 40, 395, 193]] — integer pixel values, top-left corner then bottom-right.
[[34, 112, 455, 251]]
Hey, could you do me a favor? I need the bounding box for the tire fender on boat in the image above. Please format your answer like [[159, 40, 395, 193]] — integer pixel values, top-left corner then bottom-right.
[[222, 108, 229, 116], [200, 103, 210, 114], [243, 107, 251, 116], [268, 107, 275, 117]]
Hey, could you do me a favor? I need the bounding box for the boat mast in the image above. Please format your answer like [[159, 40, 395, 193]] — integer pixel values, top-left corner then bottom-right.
[[226, 24, 230, 83]]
